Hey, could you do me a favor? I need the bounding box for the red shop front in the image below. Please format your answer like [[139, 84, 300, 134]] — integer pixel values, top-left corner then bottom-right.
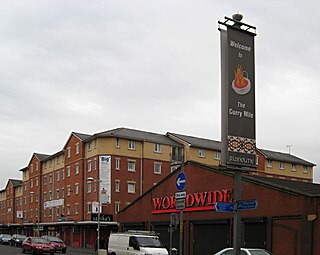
[[117, 161, 320, 255]]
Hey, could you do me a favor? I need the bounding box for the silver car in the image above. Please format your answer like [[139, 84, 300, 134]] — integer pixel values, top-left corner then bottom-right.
[[214, 248, 272, 255], [0, 234, 12, 245]]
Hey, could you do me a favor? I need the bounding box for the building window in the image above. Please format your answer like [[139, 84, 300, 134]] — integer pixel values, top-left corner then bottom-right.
[[128, 140, 136, 150], [88, 160, 92, 172], [30, 194, 33, 203], [36, 162, 39, 172], [56, 189, 59, 199], [87, 203, 92, 214], [49, 174, 53, 184], [62, 170, 65, 180], [291, 164, 297, 172], [57, 157, 60, 165], [75, 143, 79, 155], [199, 148, 205, 158], [267, 159, 272, 168], [127, 182, 136, 194], [256, 155, 259, 165], [75, 204, 79, 215], [214, 151, 221, 160], [49, 191, 52, 200], [75, 164, 79, 175], [128, 160, 136, 172], [49, 160, 52, 167], [35, 193, 38, 202], [56, 207, 60, 216], [56, 171, 60, 182], [30, 164, 33, 173], [43, 192, 46, 202], [115, 138, 120, 148], [279, 162, 285, 170], [94, 158, 97, 171], [154, 143, 161, 153], [87, 182, 92, 193], [67, 186, 71, 196], [75, 184, 79, 195], [154, 163, 162, 174], [88, 141, 92, 151], [67, 166, 71, 177], [303, 165, 308, 173], [35, 177, 38, 187], [30, 179, 33, 188], [66, 205, 70, 215], [115, 202, 120, 213], [115, 180, 120, 192], [67, 147, 71, 158], [116, 158, 120, 170], [62, 188, 64, 198]]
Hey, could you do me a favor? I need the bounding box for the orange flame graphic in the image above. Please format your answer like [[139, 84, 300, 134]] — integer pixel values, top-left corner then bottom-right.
[[234, 64, 249, 88]]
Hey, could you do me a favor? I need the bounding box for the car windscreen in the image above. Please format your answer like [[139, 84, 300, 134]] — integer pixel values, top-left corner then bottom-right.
[[16, 235, 27, 239], [47, 237, 63, 243], [2, 235, 11, 238], [134, 236, 163, 248], [32, 238, 50, 244]]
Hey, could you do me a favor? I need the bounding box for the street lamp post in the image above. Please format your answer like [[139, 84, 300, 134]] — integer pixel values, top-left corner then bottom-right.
[[87, 177, 101, 252]]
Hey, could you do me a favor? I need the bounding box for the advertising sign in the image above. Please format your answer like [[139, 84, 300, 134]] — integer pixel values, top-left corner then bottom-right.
[[99, 155, 111, 203], [220, 25, 256, 168]]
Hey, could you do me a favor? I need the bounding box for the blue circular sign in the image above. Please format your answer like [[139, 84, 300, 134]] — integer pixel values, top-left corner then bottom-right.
[[176, 172, 186, 191]]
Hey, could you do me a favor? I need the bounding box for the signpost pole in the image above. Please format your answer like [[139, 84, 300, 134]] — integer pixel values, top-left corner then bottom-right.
[[233, 170, 241, 255], [179, 210, 183, 255]]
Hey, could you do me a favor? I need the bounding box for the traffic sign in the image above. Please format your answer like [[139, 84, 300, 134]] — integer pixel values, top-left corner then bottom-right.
[[176, 172, 186, 191], [175, 198, 186, 210], [215, 202, 234, 213], [237, 199, 258, 210], [175, 191, 186, 199]]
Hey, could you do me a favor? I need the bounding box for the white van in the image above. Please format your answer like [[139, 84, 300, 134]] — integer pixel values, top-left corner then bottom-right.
[[108, 231, 168, 255]]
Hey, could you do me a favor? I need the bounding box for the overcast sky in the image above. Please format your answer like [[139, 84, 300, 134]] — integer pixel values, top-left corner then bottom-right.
[[0, 0, 319, 189]]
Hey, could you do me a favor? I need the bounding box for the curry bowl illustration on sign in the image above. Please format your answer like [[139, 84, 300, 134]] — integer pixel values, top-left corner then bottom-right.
[[232, 64, 251, 95]]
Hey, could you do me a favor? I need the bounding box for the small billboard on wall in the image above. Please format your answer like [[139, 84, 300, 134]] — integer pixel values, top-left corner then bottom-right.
[[99, 155, 111, 203], [220, 22, 256, 168]]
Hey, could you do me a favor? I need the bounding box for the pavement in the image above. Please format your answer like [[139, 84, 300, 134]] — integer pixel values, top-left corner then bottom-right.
[[68, 246, 98, 254]]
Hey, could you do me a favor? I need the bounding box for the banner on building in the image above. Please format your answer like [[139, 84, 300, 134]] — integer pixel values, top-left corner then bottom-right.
[[220, 25, 256, 168], [99, 155, 111, 203]]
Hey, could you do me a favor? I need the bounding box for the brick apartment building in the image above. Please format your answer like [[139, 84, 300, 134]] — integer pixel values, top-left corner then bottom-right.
[[0, 127, 316, 248]]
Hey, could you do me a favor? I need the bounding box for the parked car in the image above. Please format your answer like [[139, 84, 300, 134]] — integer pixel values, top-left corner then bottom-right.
[[21, 237, 55, 255], [10, 234, 27, 247], [214, 248, 272, 255], [0, 234, 12, 245], [41, 235, 67, 253]]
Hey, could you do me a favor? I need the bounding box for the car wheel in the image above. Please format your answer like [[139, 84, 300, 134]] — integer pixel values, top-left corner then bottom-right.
[[22, 247, 26, 253], [32, 248, 36, 255], [62, 249, 66, 253]]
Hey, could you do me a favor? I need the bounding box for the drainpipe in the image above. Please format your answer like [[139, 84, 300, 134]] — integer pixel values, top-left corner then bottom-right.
[[140, 141, 144, 196]]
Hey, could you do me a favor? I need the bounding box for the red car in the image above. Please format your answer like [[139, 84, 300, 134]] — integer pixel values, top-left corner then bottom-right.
[[41, 235, 67, 253], [21, 237, 55, 255]]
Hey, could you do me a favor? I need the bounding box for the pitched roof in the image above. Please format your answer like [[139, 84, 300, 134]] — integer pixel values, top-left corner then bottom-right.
[[245, 175, 320, 197], [9, 179, 22, 187], [87, 127, 182, 147], [73, 132, 91, 141], [167, 132, 221, 151], [258, 148, 315, 166], [34, 153, 50, 162]]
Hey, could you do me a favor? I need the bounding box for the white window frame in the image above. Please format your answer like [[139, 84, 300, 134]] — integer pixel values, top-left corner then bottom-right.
[[115, 202, 120, 213], [67, 185, 71, 196], [303, 165, 308, 173], [128, 140, 136, 150], [75, 163, 79, 175], [154, 143, 161, 153], [128, 160, 136, 172], [267, 159, 272, 168], [75, 203, 79, 215], [127, 182, 136, 194], [75, 183, 79, 195], [88, 160, 92, 172], [154, 162, 162, 174], [199, 148, 205, 158], [56, 189, 59, 199], [87, 182, 92, 193], [115, 138, 120, 148], [116, 158, 120, 170], [67, 147, 71, 158], [291, 163, 297, 172], [279, 162, 285, 170], [214, 151, 221, 160], [67, 166, 71, 177], [75, 143, 79, 155], [115, 180, 120, 192]]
